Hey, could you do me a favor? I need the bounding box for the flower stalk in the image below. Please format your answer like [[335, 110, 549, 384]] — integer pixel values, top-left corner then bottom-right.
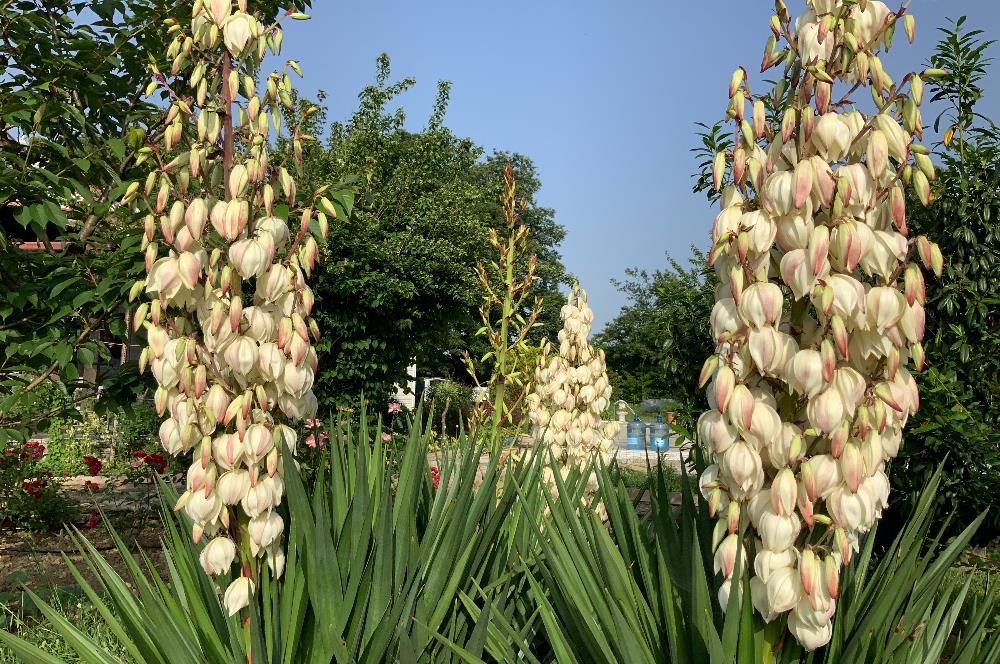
[[121, 0, 342, 642], [697, 0, 944, 650]]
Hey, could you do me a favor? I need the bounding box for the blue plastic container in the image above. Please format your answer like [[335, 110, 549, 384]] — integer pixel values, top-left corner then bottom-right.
[[652, 413, 669, 451], [626, 415, 644, 449]]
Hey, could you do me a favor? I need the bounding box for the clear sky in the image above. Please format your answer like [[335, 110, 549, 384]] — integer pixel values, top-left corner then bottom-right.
[[279, 0, 1000, 331]]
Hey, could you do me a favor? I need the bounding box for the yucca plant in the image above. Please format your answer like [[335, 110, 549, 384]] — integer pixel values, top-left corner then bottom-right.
[[516, 443, 999, 664], [0, 406, 549, 663]]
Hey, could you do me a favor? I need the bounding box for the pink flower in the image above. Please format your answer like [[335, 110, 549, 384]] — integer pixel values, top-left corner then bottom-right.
[[381, 432, 391, 442], [388, 401, 402, 414], [305, 434, 317, 448]]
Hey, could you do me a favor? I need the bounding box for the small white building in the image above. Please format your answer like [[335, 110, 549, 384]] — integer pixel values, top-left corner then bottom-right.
[[392, 363, 417, 410]]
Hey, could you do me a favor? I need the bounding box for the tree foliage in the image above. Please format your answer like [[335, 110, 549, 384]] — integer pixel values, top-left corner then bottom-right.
[[291, 56, 570, 408], [890, 17, 1000, 539], [595, 249, 716, 426]]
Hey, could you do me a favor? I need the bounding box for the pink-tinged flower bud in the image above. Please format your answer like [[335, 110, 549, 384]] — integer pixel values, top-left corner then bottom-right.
[[913, 168, 931, 206], [711, 298, 743, 341], [146, 257, 182, 300], [200, 536, 236, 576], [832, 222, 866, 274], [789, 349, 824, 397], [223, 335, 258, 376], [748, 327, 781, 375], [714, 533, 743, 579], [779, 249, 816, 300], [812, 113, 850, 161], [725, 501, 740, 534], [727, 384, 756, 431], [223, 576, 253, 617], [209, 0, 231, 25], [210, 200, 228, 236], [766, 566, 803, 614], [281, 363, 314, 399], [771, 468, 797, 516], [747, 401, 782, 448], [698, 411, 737, 455], [185, 198, 208, 239], [788, 605, 833, 651], [759, 510, 801, 551], [244, 423, 273, 461], [187, 461, 217, 495], [193, 364, 207, 399], [874, 381, 904, 413], [712, 151, 726, 192], [839, 441, 865, 492], [815, 80, 831, 114], [807, 386, 845, 435], [752, 99, 766, 139], [800, 548, 818, 596], [781, 107, 796, 144], [805, 454, 841, 501], [739, 282, 783, 328], [911, 342, 925, 372], [764, 171, 798, 216], [276, 316, 293, 349], [808, 225, 830, 277], [824, 556, 839, 599], [248, 511, 283, 553], [229, 295, 242, 333], [699, 355, 720, 390], [212, 433, 244, 470], [713, 365, 737, 414], [241, 481, 275, 517], [160, 418, 183, 454], [828, 485, 875, 532], [890, 184, 908, 235], [205, 384, 230, 424], [217, 469, 250, 505], [797, 481, 815, 527], [754, 548, 796, 584], [898, 302, 925, 344], [867, 129, 888, 178], [721, 441, 764, 500], [792, 161, 813, 210], [866, 286, 906, 333], [184, 487, 223, 531], [903, 264, 925, 306], [257, 342, 285, 382]]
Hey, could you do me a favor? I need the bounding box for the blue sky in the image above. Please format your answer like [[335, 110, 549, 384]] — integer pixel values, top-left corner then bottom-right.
[[280, 0, 1000, 331]]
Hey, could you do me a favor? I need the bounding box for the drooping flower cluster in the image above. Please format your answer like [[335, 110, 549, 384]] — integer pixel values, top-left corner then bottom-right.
[[123, 0, 345, 616], [527, 286, 618, 517], [697, 0, 943, 650]]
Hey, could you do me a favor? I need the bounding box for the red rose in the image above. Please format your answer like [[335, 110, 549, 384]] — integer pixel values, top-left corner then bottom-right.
[[82, 455, 103, 476]]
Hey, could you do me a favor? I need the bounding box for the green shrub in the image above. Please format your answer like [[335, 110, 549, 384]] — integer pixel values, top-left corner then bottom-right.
[[0, 439, 70, 531]]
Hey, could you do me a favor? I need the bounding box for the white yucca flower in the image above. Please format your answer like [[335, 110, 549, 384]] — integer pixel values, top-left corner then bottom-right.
[[128, 0, 336, 616], [698, 0, 941, 650], [526, 285, 619, 518]]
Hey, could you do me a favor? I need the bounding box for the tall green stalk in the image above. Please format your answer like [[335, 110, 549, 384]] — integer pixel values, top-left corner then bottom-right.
[[465, 163, 542, 453]]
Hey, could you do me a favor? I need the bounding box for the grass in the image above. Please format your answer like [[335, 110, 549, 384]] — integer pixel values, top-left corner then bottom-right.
[[1, 591, 131, 663], [610, 463, 683, 492]]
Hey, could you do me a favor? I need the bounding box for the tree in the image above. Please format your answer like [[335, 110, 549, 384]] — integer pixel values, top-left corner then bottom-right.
[[594, 249, 715, 426], [290, 56, 571, 408], [0, 0, 308, 442], [889, 17, 1000, 540]]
